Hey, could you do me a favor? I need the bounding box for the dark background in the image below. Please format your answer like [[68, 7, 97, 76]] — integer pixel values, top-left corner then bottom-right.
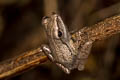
[[0, 0, 120, 80]]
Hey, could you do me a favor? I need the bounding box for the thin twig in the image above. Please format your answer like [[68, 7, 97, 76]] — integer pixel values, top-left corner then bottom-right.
[[0, 14, 120, 79]]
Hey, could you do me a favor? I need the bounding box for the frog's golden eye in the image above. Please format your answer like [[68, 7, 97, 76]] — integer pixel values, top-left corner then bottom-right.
[[58, 30, 62, 38]]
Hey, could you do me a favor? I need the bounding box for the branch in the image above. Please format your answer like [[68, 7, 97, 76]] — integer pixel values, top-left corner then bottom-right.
[[87, 15, 120, 41], [0, 14, 120, 79], [0, 47, 48, 79]]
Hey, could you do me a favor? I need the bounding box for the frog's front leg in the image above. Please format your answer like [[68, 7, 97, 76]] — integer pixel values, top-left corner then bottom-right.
[[42, 45, 55, 61], [42, 45, 71, 74], [77, 41, 93, 70]]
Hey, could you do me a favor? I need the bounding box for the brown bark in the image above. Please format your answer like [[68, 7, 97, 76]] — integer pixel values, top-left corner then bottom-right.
[[0, 47, 48, 79]]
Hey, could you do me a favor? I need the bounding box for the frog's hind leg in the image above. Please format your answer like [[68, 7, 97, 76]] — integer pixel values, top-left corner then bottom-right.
[[77, 59, 86, 70], [77, 41, 93, 71]]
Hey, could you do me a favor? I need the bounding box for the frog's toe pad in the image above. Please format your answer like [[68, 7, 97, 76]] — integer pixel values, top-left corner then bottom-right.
[[56, 63, 71, 74], [78, 64, 85, 71]]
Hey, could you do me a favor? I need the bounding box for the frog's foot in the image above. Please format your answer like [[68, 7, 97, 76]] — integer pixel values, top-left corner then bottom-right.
[[74, 59, 85, 71], [77, 41, 93, 71], [56, 63, 71, 74], [42, 44, 55, 61], [78, 63, 85, 71], [77, 59, 86, 71]]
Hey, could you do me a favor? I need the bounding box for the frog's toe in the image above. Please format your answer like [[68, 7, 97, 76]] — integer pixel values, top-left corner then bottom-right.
[[78, 64, 85, 71], [56, 63, 71, 74]]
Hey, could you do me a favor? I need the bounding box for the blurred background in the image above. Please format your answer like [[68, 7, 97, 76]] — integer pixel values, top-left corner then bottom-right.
[[0, 0, 120, 80]]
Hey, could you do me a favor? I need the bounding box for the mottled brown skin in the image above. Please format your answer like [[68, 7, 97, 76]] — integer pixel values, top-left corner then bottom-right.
[[42, 13, 77, 74], [42, 13, 93, 74]]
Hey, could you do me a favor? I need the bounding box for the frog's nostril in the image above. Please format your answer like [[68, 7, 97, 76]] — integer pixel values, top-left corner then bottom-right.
[[42, 16, 50, 25]]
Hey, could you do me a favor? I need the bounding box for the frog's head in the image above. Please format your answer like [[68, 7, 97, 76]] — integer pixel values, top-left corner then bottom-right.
[[42, 13, 70, 42]]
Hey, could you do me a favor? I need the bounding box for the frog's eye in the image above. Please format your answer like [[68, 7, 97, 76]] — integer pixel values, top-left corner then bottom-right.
[[58, 30, 62, 38]]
